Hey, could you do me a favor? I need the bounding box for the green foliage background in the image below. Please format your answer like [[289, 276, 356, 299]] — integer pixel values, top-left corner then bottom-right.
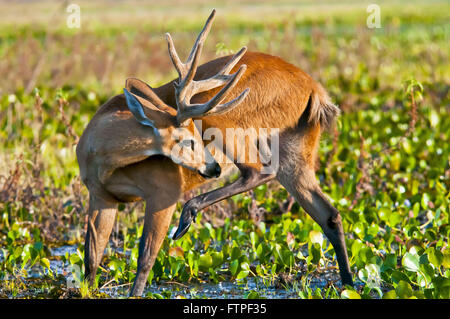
[[0, 0, 449, 298]]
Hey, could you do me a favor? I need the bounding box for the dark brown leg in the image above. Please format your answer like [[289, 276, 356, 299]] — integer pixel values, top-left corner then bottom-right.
[[277, 166, 353, 286], [173, 165, 275, 240]]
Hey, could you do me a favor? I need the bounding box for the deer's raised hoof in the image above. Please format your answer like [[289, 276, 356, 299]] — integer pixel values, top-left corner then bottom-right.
[[172, 206, 197, 240]]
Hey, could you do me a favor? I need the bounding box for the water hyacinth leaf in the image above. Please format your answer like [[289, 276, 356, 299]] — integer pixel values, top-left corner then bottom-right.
[[250, 231, 258, 248], [395, 281, 413, 298], [273, 243, 284, 265], [246, 291, 261, 299], [236, 270, 249, 280], [432, 276, 450, 298], [309, 243, 321, 264], [389, 212, 404, 228], [69, 253, 82, 266], [366, 224, 379, 238], [256, 243, 270, 262], [351, 240, 363, 258], [198, 253, 213, 271], [211, 251, 223, 268], [229, 259, 239, 276], [147, 269, 154, 285], [358, 268, 368, 282], [382, 290, 397, 299], [258, 222, 266, 236], [33, 242, 43, 252], [169, 258, 183, 278], [236, 262, 250, 280], [378, 207, 391, 222], [381, 253, 397, 272], [40, 257, 51, 271], [352, 221, 365, 239], [402, 253, 420, 272], [187, 251, 195, 269], [203, 222, 215, 240], [442, 249, 450, 268], [391, 270, 411, 284], [231, 247, 241, 261], [309, 230, 323, 247], [341, 289, 361, 299], [421, 193, 431, 210]]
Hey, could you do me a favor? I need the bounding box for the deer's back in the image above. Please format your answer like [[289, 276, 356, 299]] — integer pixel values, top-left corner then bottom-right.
[[156, 51, 320, 131]]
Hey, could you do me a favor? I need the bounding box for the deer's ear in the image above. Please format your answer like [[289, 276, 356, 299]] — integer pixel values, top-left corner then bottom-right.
[[125, 77, 177, 116], [123, 88, 157, 128]]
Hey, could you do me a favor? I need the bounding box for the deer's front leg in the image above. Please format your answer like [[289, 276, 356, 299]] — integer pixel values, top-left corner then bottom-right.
[[130, 203, 176, 297], [173, 166, 275, 240]]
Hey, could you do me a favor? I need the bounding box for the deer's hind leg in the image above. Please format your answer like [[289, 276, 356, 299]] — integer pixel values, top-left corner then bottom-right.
[[84, 193, 118, 286], [276, 128, 353, 286]]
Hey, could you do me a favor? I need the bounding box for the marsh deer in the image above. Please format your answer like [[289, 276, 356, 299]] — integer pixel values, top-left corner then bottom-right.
[[76, 10, 353, 296]]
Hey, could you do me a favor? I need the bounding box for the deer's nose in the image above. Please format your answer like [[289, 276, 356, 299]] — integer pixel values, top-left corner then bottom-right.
[[212, 163, 221, 177], [199, 162, 221, 179]]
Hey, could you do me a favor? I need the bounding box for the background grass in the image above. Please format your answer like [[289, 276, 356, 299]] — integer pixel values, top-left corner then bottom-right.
[[0, 0, 449, 298]]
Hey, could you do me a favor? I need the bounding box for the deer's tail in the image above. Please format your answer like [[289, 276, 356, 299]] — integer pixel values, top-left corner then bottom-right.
[[307, 83, 340, 131]]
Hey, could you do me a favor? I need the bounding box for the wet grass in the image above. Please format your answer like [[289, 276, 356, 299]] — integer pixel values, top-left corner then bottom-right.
[[0, 0, 449, 299]]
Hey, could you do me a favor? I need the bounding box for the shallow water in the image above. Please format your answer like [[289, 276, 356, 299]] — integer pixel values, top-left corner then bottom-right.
[[4, 244, 360, 298]]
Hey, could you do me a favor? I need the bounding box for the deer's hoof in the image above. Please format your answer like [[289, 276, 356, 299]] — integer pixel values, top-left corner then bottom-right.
[[172, 206, 196, 240]]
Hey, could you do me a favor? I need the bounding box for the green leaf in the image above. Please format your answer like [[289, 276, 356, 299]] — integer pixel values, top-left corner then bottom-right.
[[391, 270, 411, 284], [382, 290, 397, 299], [231, 247, 241, 260], [236, 271, 249, 280], [237, 263, 250, 280], [309, 243, 321, 264], [351, 240, 364, 258], [69, 253, 81, 266], [442, 248, 450, 268], [309, 230, 323, 247], [250, 231, 258, 248], [33, 242, 43, 252], [198, 254, 213, 271], [402, 252, 420, 272], [341, 289, 361, 299], [381, 254, 397, 272], [421, 193, 430, 210], [395, 281, 413, 298], [40, 257, 51, 269], [427, 248, 443, 267], [246, 291, 261, 299], [211, 251, 223, 268], [229, 259, 239, 276]]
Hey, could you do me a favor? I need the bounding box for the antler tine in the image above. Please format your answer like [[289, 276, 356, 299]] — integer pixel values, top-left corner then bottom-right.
[[186, 9, 216, 65], [165, 9, 216, 82], [165, 33, 184, 80], [177, 64, 250, 124], [205, 87, 250, 116], [203, 65, 248, 112], [189, 46, 248, 97], [166, 9, 250, 126], [219, 46, 247, 75]]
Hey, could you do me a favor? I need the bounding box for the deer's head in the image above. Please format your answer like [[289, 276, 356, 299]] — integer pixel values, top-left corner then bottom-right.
[[123, 9, 249, 179]]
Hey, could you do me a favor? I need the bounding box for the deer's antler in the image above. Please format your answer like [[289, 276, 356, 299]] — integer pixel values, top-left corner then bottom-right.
[[166, 9, 250, 126]]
